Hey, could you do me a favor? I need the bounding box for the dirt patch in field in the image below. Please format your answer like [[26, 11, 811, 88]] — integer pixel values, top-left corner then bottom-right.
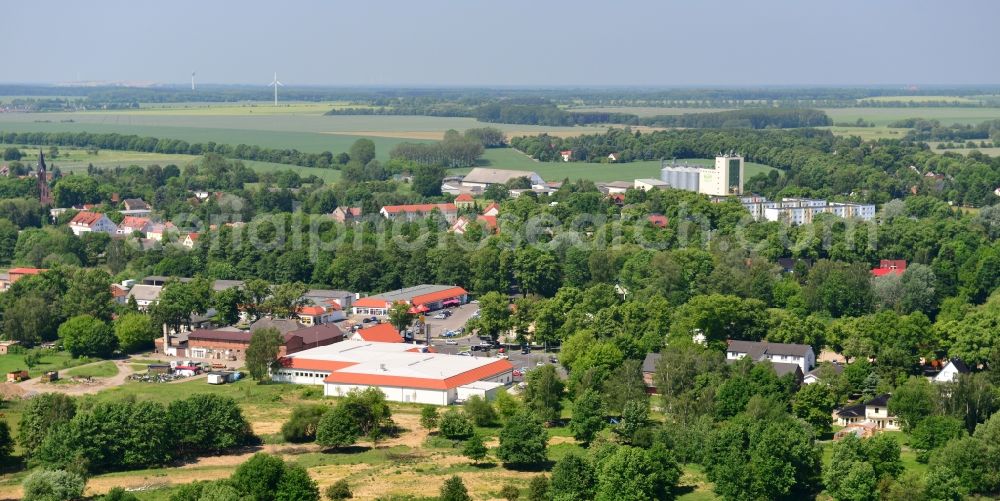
[[378, 413, 429, 448], [0, 383, 26, 400], [83, 469, 233, 497]]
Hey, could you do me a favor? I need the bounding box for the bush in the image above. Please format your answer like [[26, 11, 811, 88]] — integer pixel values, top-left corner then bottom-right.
[[439, 475, 471, 501], [101, 487, 140, 501], [58, 314, 116, 358], [275, 463, 320, 501], [439, 409, 475, 440], [496, 410, 548, 467], [419, 405, 439, 431], [230, 453, 286, 499], [499, 484, 520, 501], [167, 394, 256, 456], [281, 404, 330, 443], [462, 433, 488, 463], [197, 483, 241, 501], [22, 469, 85, 501], [316, 388, 393, 447], [0, 420, 13, 462], [325, 479, 353, 500], [464, 396, 498, 427]]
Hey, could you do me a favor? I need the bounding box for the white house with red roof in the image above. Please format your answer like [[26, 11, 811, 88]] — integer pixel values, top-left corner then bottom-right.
[[68, 211, 117, 236], [352, 284, 468, 317], [145, 222, 177, 242], [454, 193, 475, 209], [482, 202, 500, 217], [350, 323, 403, 343], [560, 150, 573, 162], [182, 233, 201, 249], [296, 305, 340, 326], [871, 260, 906, 277], [117, 216, 151, 235], [380, 203, 459, 223], [450, 215, 498, 235], [273, 340, 513, 405]]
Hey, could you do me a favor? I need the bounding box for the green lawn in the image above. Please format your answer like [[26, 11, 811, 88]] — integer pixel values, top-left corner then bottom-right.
[[64, 360, 119, 378], [0, 351, 91, 378]]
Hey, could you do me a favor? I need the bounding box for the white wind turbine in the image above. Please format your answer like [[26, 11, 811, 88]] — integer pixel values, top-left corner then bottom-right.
[[268, 72, 283, 106], [191, 71, 196, 91]]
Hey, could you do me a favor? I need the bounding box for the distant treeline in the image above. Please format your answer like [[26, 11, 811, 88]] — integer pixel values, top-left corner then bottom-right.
[[5, 84, 1000, 110], [640, 108, 832, 129], [389, 129, 490, 168], [890, 119, 1000, 142], [328, 100, 831, 129], [0, 131, 341, 168]]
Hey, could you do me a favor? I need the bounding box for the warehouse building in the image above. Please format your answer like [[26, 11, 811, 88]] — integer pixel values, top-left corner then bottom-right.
[[273, 341, 513, 405], [351, 284, 468, 317]]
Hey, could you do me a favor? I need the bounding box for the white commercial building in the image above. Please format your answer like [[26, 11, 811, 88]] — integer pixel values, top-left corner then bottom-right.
[[716, 196, 876, 223], [273, 341, 514, 405], [761, 199, 876, 224], [660, 154, 745, 196]]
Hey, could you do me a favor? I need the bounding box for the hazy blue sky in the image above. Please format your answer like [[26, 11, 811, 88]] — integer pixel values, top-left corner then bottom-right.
[[5, 0, 998, 86]]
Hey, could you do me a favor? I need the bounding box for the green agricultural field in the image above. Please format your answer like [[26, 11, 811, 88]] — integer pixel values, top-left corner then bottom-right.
[[0, 109, 600, 159], [822, 107, 1000, 126], [927, 142, 1000, 157], [822, 126, 909, 141], [457, 150, 776, 183], [564, 106, 735, 117], [5, 146, 341, 181], [858, 95, 988, 104]]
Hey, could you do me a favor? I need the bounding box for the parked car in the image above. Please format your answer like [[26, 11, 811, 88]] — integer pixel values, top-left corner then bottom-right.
[[445, 339, 458, 345], [521, 347, 531, 355], [549, 356, 558, 363], [471, 345, 482, 352], [513, 370, 523, 377], [536, 361, 545, 367], [458, 351, 472, 356], [497, 354, 509, 359], [433, 313, 447, 320]]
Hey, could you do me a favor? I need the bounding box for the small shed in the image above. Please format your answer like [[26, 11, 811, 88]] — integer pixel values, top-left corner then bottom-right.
[[0, 340, 21, 355], [40, 371, 58, 382], [6, 370, 29, 383], [456, 381, 506, 402], [207, 371, 239, 385]]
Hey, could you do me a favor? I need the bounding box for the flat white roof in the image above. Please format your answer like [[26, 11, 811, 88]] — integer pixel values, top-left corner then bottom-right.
[[286, 340, 510, 381]]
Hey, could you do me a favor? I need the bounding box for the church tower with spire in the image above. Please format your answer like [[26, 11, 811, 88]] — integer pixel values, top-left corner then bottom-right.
[[37, 150, 52, 206]]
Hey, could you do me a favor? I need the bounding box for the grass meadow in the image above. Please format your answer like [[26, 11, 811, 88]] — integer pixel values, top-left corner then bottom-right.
[[470, 150, 777, 183], [0, 351, 90, 378]]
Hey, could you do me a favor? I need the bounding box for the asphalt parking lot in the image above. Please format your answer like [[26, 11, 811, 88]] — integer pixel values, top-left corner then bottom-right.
[[421, 304, 562, 381]]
